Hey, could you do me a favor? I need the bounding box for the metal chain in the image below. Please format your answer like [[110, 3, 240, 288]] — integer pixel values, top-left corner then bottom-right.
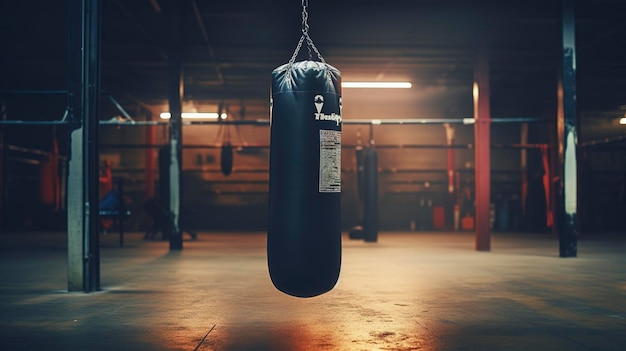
[[305, 33, 325, 63], [301, 0, 309, 35], [301, 0, 313, 59], [288, 35, 307, 65], [288, 0, 325, 67]]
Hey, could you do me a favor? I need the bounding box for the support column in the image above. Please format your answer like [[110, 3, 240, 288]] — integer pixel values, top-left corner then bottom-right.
[[167, 0, 183, 250], [557, 0, 578, 257], [0, 100, 5, 230], [444, 123, 456, 230], [67, 0, 101, 291], [550, 119, 560, 237], [520, 123, 528, 217], [145, 111, 156, 200], [444, 124, 455, 195], [473, 54, 491, 251]]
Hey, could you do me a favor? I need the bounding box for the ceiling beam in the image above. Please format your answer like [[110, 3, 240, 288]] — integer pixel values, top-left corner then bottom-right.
[[191, 0, 225, 85], [113, 0, 168, 61]]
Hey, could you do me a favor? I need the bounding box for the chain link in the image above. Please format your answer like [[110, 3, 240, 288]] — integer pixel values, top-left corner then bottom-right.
[[301, 0, 309, 35], [288, 0, 325, 67], [288, 35, 307, 65], [301, 0, 312, 59]]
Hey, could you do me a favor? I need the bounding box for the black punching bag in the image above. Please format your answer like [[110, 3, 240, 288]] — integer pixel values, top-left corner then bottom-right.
[[363, 147, 378, 242], [356, 147, 366, 201], [220, 141, 233, 176], [268, 60, 342, 297]]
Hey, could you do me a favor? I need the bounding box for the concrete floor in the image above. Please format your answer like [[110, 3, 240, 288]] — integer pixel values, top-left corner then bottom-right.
[[1, 231, 625, 351]]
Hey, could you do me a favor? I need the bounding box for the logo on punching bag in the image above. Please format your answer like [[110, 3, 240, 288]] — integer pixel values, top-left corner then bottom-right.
[[315, 95, 324, 113], [314, 94, 342, 126]]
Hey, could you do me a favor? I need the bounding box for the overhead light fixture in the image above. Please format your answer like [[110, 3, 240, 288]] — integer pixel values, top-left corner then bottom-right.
[[159, 112, 227, 119], [342, 82, 412, 89], [620, 117, 626, 125]]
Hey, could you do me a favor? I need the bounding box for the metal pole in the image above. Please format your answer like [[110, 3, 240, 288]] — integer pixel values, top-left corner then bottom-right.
[[67, 0, 101, 292], [0, 100, 5, 231], [86, 0, 101, 292], [118, 178, 125, 248], [520, 123, 528, 217], [167, 0, 184, 250], [0, 90, 69, 95], [444, 124, 455, 228], [473, 54, 491, 251], [66, 0, 83, 290], [557, 0, 578, 257], [145, 111, 156, 199], [444, 124, 455, 195], [0, 117, 548, 127]]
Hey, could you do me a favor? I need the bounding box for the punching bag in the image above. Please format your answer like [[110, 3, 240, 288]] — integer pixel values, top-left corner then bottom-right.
[[220, 141, 233, 176], [356, 146, 366, 201], [349, 146, 366, 240], [363, 147, 378, 242], [268, 60, 342, 297]]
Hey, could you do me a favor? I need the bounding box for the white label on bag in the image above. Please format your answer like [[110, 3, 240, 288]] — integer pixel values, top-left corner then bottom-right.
[[319, 129, 341, 193]]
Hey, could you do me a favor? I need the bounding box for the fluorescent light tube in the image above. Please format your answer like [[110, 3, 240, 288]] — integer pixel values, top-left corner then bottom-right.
[[160, 112, 227, 119], [342, 82, 412, 89]]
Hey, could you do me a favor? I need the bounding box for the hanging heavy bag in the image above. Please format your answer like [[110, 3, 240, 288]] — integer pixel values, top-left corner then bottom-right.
[[363, 147, 378, 243], [268, 61, 342, 298], [220, 141, 233, 176], [267, 3, 342, 297], [349, 146, 366, 240], [356, 146, 366, 202]]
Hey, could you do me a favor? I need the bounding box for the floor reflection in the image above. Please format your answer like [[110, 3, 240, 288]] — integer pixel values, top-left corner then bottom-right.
[[200, 317, 435, 350]]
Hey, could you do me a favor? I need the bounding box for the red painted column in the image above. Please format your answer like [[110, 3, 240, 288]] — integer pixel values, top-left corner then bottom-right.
[[550, 113, 560, 237], [444, 123, 456, 230], [444, 123, 455, 195], [540, 144, 553, 228], [473, 54, 491, 251], [520, 123, 528, 216]]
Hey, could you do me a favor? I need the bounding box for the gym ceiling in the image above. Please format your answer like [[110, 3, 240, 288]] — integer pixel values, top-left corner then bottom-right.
[[1, 0, 626, 140]]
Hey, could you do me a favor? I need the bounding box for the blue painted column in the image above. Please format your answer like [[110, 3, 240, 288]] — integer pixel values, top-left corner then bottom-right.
[[557, 0, 578, 257]]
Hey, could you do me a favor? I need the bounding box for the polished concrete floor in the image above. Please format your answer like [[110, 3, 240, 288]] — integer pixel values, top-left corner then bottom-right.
[[1, 230, 625, 351]]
